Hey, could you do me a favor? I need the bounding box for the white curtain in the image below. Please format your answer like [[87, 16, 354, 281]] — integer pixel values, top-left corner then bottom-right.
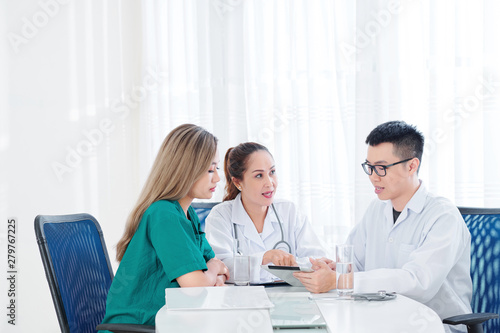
[[140, 0, 500, 252], [141, 0, 356, 252], [354, 0, 500, 209]]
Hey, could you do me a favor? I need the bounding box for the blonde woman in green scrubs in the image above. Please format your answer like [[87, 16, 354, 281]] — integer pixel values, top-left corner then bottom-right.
[[100, 124, 229, 328]]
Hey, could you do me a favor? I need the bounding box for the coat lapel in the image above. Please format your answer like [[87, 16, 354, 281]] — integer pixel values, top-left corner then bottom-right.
[[231, 194, 266, 251]]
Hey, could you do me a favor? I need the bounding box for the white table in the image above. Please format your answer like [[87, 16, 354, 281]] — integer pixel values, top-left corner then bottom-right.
[[155, 286, 445, 333]]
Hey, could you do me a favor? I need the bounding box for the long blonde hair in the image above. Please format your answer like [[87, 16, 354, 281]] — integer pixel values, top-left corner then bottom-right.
[[116, 124, 218, 261]]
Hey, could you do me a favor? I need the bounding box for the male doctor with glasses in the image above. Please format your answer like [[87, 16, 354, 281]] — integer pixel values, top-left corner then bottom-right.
[[294, 120, 472, 333]]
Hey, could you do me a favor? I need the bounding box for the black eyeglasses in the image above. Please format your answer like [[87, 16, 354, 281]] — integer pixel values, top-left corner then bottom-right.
[[361, 158, 413, 177]]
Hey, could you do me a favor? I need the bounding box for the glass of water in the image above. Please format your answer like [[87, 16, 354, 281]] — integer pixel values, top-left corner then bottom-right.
[[336, 244, 354, 296], [233, 239, 250, 286]]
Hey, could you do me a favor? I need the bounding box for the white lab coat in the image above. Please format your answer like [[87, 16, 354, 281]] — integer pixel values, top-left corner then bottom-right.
[[348, 182, 472, 333], [205, 194, 327, 283]]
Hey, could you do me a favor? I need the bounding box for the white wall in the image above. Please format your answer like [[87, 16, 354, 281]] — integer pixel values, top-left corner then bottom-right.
[[0, 1, 143, 331]]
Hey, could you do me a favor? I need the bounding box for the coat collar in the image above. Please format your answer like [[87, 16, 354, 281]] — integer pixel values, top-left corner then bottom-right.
[[231, 193, 279, 247], [385, 180, 427, 225]]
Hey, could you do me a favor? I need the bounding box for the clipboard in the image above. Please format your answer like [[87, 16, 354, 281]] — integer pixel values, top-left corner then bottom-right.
[[261, 265, 312, 287]]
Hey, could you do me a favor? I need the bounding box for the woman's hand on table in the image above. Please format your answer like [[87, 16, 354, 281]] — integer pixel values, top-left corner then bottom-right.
[[207, 257, 230, 281], [215, 274, 227, 286]]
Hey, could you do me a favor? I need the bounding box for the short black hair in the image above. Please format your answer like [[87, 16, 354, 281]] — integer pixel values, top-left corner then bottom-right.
[[365, 120, 424, 163]]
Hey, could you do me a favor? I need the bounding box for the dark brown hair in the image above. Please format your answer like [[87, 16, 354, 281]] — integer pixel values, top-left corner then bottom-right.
[[223, 142, 272, 201]]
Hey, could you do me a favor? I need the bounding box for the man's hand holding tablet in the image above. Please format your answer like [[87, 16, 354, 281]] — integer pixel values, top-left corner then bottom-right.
[[293, 258, 337, 293]]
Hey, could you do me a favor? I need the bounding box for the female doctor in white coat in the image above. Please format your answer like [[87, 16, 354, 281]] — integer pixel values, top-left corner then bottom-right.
[[205, 142, 328, 284]]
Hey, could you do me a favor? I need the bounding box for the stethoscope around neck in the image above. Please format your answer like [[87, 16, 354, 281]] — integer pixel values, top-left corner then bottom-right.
[[233, 203, 292, 254]]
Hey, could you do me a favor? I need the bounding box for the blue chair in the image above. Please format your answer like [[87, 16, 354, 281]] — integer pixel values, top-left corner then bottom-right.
[[191, 202, 220, 231], [34, 214, 154, 333], [443, 207, 500, 333]]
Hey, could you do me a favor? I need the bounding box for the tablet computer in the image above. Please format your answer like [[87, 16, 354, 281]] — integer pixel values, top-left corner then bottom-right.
[[261, 265, 313, 287]]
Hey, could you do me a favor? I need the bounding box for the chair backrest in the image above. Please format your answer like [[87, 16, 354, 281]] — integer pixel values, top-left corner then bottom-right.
[[191, 202, 220, 231], [459, 207, 500, 333], [34, 214, 114, 333]]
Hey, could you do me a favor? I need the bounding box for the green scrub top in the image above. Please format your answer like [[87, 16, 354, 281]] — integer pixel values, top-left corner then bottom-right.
[[100, 200, 215, 327]]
